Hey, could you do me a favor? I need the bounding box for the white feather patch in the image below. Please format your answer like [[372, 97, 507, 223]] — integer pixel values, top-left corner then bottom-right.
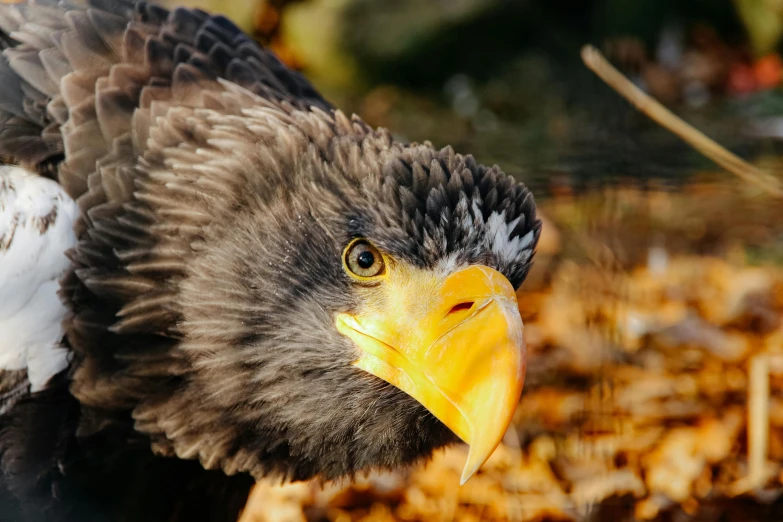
[[0, 166, 77, 391], [486, 211, 535, 265]]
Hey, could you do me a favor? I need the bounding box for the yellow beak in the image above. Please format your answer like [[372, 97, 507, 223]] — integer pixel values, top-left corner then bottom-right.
[[336, 265, 526, 484]]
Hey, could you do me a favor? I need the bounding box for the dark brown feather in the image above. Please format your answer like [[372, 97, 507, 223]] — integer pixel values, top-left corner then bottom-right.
[[0, 3, 336, 519]]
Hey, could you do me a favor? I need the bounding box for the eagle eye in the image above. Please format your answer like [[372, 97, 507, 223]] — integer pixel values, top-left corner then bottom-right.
[[343, 239, 386, 279]]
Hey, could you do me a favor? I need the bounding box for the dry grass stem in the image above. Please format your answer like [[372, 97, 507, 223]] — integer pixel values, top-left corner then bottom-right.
[[580, 45, 783, 197], [749, 355, 770, 488]]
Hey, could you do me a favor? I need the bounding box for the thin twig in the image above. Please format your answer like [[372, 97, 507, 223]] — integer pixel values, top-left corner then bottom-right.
[[726, 353, 773, 496], [581, 45, 783, 197], [748, 355, 770, 488]]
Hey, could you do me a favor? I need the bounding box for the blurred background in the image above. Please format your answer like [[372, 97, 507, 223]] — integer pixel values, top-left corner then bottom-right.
[[162, 0, 783, 520]]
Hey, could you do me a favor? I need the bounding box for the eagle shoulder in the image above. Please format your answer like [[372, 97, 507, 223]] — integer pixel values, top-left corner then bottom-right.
[[0, 166, 76, 395]]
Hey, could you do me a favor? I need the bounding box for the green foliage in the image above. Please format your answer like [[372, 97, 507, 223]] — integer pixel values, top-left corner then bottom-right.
[[734, 0, 783, 55]]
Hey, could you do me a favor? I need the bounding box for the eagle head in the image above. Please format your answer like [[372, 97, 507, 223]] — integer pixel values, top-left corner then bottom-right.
[[119, 98, 540, 485]]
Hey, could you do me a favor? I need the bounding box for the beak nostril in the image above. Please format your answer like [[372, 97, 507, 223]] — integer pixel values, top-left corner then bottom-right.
[[447, 301, 474, 316]]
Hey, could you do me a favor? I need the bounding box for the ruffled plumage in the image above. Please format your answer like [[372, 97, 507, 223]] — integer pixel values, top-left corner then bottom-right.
[[0, 2, 540, 521]]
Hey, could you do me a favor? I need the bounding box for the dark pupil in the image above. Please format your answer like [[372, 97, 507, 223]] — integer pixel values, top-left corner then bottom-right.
[[356, 250, 375, 270]]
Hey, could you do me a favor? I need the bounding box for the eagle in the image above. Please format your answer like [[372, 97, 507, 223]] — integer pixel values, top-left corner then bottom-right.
[[0, 1, 541, 521]]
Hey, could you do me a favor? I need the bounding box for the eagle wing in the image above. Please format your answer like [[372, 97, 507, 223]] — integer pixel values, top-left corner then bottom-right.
[[0, 166, 77, 402], [0, 0, 331, 409], [0, 4, 330, 518]]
